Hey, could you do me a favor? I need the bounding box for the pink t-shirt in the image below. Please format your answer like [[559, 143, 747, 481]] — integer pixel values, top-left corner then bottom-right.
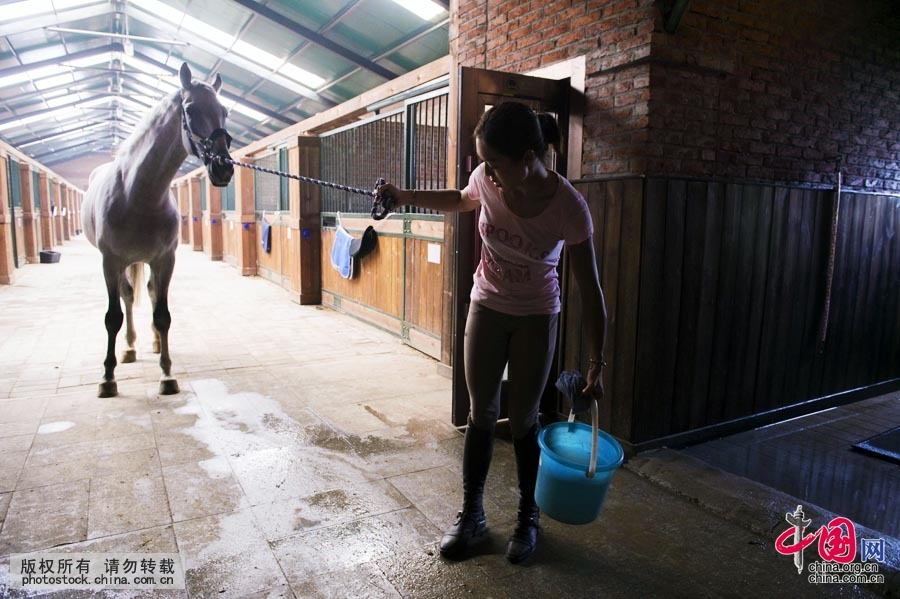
[[463, 162, 593, 316]]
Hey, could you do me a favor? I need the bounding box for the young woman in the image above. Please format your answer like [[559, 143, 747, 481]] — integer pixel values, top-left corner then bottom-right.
[[377, 101, 607, 563]]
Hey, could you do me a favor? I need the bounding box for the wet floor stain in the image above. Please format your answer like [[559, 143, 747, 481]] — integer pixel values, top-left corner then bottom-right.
[[364, 405, 397, 427], [36, 421, 75, 434]]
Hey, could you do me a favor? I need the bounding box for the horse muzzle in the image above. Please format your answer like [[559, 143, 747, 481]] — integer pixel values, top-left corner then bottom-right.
[[201, 128, 234, 187], [207, 153, 234, 187]]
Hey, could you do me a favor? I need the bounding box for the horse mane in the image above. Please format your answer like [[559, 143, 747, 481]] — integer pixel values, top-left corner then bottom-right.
[[114, 88, 183, 163]]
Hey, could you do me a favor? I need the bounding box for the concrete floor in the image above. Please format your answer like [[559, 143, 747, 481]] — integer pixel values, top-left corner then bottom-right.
[[0, 237, 896, 598]]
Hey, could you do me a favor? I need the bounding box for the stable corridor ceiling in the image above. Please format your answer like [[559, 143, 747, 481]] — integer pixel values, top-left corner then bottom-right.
[[0, 0, 449, 188]]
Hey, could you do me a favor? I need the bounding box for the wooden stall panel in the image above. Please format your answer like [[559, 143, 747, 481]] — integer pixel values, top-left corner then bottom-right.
[[14, 210, 25, 267], [563, 179, 643, 439], [624, 179, 900, 447], [222, 216, 240, 268], [321, 227, 403, 319], [405, 237, 444, 336], [256, 217, 286, 287]]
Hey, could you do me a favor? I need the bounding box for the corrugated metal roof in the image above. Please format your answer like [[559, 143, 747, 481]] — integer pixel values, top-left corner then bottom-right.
[[0, 0, 449, 186]]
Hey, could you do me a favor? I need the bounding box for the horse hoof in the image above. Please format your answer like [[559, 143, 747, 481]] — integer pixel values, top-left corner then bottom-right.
[[152, 342, 161, 354], [98, 381, 118, 398], [159, 378, 180, 395], [121, 349, 137, 363]]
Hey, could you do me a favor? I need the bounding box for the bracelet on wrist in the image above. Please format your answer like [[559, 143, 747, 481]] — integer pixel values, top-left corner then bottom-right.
[[588, 357, 607, 368]]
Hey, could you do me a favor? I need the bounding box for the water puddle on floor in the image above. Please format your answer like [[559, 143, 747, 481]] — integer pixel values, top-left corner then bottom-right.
[[36, 421, 75, 434], [175, 379, 310, 456]]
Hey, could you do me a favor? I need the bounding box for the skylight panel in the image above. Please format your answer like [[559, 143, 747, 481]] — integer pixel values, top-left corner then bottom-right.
[[0, 65, 59, 90], [33, 73, 76, 90], [280, 63, 325, 89], [65, 52, 114, 68], [231, 40, 281, 70], [0, 0, 98, 21], [225, 100, 266, 122], [390, 0, 445, 20], [46, 94, 83, 108]]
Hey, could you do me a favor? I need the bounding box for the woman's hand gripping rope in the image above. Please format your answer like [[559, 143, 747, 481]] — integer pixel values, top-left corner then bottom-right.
[[371, 178, 397, 220]]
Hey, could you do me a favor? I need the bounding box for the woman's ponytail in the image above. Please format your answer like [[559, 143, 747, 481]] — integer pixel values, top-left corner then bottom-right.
[[536, 113, 562, 156]]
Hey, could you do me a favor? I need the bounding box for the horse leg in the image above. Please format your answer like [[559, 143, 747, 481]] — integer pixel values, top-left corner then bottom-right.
[[150, 253, 179, 395], [99, 257, 125, 397], [120, 268, 137, 363], [148, 276, 161, 354]]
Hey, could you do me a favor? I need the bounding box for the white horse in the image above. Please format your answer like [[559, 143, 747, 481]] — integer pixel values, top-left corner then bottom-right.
[[82, 62, 234, 397]]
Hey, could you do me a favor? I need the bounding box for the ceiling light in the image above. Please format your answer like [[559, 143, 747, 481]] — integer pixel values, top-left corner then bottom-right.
[[390, 0, 445, 20]]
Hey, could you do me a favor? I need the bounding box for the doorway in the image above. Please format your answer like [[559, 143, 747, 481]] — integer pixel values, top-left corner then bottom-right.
[[450, 66, 572, 426]]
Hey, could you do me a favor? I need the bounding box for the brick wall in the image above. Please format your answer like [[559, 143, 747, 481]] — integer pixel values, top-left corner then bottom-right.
[[452, 0, 900, 192]]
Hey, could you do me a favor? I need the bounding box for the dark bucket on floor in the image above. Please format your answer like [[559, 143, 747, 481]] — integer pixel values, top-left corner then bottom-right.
[[535, 403, 623, 525], [39, 250, 61, 264]]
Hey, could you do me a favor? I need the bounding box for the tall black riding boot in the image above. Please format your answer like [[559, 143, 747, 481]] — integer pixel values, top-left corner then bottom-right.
[[507, 423, 542, 564], [440, 418, 494, 558]]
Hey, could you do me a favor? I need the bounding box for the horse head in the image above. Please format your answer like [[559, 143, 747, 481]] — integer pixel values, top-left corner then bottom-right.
[[179, 62, 234, 187]]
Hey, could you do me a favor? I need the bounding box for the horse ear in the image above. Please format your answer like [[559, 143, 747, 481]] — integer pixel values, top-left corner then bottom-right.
[[212, 73, 222, 92], [179, 63, 192, 90]]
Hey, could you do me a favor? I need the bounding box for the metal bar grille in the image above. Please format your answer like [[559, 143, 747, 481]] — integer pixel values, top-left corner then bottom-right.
[[319, 91, 449, 215], [253, 152, 280, 212], [320, 111, 404, 213], [7, 157, 21, 208], [407, 92, 448, 215]]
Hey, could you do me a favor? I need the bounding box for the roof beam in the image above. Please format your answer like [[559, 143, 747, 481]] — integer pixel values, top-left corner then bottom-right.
[[0, 93, 113, 130], [41, 145, 113, 166], [229, 0, 399, 81], [0, 73, 110, 107], [14, 122, 109, 148], [0, 43, 123, 81], [30, 135, 117, 161]]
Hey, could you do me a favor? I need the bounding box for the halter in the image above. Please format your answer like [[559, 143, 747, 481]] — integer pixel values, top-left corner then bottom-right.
[[181, 102, 232, 166]]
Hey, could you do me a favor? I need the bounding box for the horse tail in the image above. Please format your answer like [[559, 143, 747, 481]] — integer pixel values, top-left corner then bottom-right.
[[128, 263, 145, 308]]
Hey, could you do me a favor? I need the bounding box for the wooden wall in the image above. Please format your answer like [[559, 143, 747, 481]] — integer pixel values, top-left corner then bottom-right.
[[222, 214, 241, 269], [563, 177, 900, 449], [256, 214, 289, 289]]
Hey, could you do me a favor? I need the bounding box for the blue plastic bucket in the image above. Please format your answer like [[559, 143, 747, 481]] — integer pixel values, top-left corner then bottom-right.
[[535, 413, 624, 525]]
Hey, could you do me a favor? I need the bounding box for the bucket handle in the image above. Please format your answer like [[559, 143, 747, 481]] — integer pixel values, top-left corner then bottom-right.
[[567, 399, 600, 479], [587, 398, 598, 479]]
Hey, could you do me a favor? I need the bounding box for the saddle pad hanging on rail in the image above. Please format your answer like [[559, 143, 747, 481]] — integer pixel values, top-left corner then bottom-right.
[[330, 225, 377, 279]]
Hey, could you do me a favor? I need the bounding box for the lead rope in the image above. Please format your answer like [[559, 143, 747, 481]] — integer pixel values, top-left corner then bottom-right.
[[207, 153, 396, 220]]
